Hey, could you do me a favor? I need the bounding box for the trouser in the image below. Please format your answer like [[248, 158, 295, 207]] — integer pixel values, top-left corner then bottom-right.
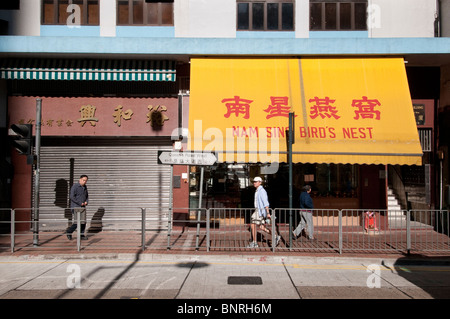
[[293, 210, 314, 238], [67, 207, 87, 234]]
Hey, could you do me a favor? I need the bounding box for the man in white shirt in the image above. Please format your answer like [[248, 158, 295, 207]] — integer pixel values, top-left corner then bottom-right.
[[247, 177, 281, 248]]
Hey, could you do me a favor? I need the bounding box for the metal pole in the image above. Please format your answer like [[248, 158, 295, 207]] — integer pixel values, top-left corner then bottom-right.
[[288, 112, 294, 248], [11, 209, 15, 253], [271, 208, 276, 252], [440, 159, 443, 236], [406, 210, 411, 255], [141, 208, 146, 251], [33, 98, 42, 247], [206, 208, 210, 252], [289, 112, 294, 208], [76, 209, 81, 252], [167, 164, 173, 249], [195, 166, 204, 250], [338, 210, 343, 254], [440, 159, 443, 211]]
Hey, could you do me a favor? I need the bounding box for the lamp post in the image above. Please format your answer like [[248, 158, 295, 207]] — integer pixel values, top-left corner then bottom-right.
[[288, 112, 295, 248], [33, 98, 41, 247]]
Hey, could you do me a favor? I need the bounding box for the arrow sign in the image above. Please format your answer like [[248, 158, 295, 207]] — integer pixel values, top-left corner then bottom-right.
[[158, 151, 217, 166]]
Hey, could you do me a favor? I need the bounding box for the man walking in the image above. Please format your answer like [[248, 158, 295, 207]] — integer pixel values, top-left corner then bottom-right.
[[247, 177, 280, 248], [66, 175, 89, 240], [293, 185, 315, 240]]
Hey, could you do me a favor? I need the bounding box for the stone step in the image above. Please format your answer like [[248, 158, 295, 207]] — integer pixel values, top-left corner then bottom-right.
[[389, 210, 405, 215]]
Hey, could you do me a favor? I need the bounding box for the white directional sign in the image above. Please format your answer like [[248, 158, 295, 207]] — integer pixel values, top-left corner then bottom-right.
[[158, 151, 217, 166]]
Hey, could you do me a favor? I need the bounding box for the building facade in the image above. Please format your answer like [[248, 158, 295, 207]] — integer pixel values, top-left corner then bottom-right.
[[0, 0, 449, 231]]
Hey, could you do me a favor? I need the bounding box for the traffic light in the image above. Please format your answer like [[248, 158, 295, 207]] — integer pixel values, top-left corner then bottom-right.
[[11, 124, 33, 155]]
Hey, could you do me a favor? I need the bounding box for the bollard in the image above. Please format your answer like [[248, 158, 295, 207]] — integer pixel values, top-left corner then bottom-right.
[[338, 210, 343, 254], [141, 208, 146, 251], [406, 210, 411, 255], [77, 209, 81, 252], [167, 207, 172, 250], [11, 209, 15, 253], [206, 209, 210, 252]]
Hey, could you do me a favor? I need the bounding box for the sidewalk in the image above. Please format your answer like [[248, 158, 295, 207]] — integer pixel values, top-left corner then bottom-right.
[[1, 250, 450, 302], [1, 229, 450, 300]]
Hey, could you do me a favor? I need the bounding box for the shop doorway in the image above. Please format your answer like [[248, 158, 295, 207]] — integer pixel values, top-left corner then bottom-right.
[[188, 162, 364, 211]]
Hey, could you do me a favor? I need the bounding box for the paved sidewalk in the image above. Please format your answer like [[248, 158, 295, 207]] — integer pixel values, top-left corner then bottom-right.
[[1, 227, 450, 315], [1, 252, 450, 301]]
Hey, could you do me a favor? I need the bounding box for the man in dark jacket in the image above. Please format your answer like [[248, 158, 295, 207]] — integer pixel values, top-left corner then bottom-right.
[[66, 175, 89, 240], [293, 185, 315, 240]]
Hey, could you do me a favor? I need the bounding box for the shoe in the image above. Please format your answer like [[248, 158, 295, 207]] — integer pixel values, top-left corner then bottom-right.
[[66, 234, 72, 240], [308, 237, 316, 241], [275, 235, 281, 246], [246, 242, 259, 248], [81, 235, 89, 240]]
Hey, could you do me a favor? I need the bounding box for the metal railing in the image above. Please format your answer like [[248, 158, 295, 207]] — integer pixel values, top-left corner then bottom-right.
[[409, 210, 450, 252], [1, 206, 162, 252], [1, 207, 449, 255], [207, 208, 276, 251], [340, 209, 406, 253], [166, 207, 209, 251], [274, 208, 341, 253]]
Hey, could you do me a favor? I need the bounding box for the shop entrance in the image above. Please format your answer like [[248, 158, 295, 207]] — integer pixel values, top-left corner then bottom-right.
[[360, 165, 387, 210], [188, 163, 362, 211]]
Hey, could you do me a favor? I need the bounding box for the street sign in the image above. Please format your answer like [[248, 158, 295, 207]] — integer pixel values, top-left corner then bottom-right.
[[158, 151, 217, 166]]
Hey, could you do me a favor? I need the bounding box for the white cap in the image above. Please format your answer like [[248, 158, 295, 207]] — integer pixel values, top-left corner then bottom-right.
[[253, 177, 263, 182]]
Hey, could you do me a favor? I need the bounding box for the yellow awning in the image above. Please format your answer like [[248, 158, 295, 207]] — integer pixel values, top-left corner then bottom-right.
[[188, 57, 422, 165]]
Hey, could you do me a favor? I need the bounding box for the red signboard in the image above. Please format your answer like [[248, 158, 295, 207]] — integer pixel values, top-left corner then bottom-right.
[[8, 96, 178, 137]]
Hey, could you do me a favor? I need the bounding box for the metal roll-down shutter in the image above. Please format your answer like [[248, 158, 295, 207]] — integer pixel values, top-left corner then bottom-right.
[[36, 141, 172, 231]]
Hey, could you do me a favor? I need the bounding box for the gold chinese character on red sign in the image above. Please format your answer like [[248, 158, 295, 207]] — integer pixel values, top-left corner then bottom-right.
[[78, 105, 99, 127], [113, 105, 133, 127], [147, 105, 169, 127]]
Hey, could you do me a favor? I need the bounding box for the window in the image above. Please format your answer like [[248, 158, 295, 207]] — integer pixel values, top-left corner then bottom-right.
[[117, 0, 174, 26], [42, 0, 99, 25], [310, 0, 367, 31], [237, 0, 294, 31]]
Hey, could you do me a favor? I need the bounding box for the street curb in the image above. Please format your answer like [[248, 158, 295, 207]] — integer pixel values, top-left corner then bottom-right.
[[2, 252, 449, 267]]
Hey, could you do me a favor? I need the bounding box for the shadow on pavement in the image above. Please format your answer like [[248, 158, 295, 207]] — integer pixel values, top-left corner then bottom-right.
[[387, 254, 450, 299]]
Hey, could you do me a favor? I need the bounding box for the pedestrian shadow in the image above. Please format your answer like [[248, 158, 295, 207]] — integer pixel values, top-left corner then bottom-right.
[[385, 254, 450, 299], [87, 207, 105, 233]]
